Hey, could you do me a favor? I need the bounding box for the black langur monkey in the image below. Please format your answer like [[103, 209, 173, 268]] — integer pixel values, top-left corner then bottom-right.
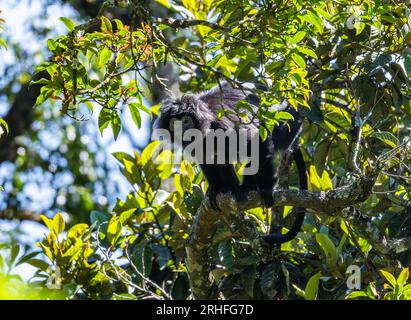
[[153, 82, 307, 245]]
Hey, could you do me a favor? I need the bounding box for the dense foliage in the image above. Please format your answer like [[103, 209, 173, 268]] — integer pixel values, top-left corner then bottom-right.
[[0, 0, 410, 300]]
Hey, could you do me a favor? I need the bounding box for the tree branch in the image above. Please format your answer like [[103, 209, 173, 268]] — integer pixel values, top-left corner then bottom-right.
[[185, 141, 411, 299], [0, 209, 42, 222], [156, 18, 229, 32]]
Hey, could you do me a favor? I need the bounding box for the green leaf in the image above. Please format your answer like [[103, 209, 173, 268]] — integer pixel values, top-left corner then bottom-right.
[[316, 7, 332, 21], [47, 39, 58, 51], [10, 244, 20, 264], [241, 266, 256, 297], [100, 16, 113, 33], [309, 165, 321, 190], [326, 110, 351, 128], [110, 111, 121, 140], [337, 233, 347, 257], [309, 165, 332, 191], [67, 224, 88, 240], [98, 47, 112, 68], [289, 31, 306, 44], [381, 15, 397, 24], [274, 111, 295, 121], [293, 284, 306, 299], [397, 268, 409, 286], [0, 118, 9, 135], [98, 107, 122, 140], [319, 169, 332, 191], [119, 208, 135, 224], [141, 141, 162, 166], [303, 10, 324, 33], [171, 274, 190, 300], [39, 243, 53, 261], [52, 213, 65, 234], [151, 244, 171, 270], [107, 216, 122, 245], [218, 241, 234, 272], [40, 215, 55, 233], [112, 152, 135, 164], [154, 0, 171, 9], [34, 87, 54, 107], [174, 174, 184, 196], [61, 241, 84, 264], [129, 103, 142, 128], [380, 270, 397, 287], [355, 22, 365, 35], [305, 272, 321, 300], [26, 259, 50, 271], [31, 78, 50, 86], [297, 46, 318, 59], [113, 19, 123, 30], [371, 132, 399, 148], [291, 53, 306, 69], [90, 210, 111, 228], [15, 251, 41, 266], [259, 126, 268, 141], [98, 109, 111, 134], [59, 17, 75, 31], [313, 140, 330, 174], [113, 293, 137, 300], [134, 242, 153, 279], [316, 233, 338, 267], [0, 37, 7, 50], [260, 263, 278, 296]]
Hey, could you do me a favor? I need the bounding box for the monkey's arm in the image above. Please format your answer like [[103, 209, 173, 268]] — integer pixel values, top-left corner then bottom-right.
[[241, 136, 278, 207]]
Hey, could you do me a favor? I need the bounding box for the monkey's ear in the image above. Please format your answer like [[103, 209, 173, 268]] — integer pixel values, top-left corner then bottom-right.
[[198, 82, 246, 109]]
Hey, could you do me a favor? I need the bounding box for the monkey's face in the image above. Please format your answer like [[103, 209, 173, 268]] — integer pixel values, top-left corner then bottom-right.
[[153, 95, 212, 133], [153, 95, 210, 147], [167, 114, 195, 132]]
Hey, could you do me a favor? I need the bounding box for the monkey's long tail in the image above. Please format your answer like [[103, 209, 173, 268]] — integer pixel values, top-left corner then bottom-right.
[[262, 148, 307, 245]]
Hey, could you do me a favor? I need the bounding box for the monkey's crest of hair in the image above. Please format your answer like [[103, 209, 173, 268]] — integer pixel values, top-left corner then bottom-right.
[[159, 95, 212, 133]]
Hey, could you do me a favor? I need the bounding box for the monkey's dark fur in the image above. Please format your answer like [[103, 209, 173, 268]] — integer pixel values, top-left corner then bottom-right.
[[154, 82, 307, 245]]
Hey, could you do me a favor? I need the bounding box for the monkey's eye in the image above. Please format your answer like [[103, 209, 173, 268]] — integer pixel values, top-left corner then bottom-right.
[[181, 115, 194, 128]]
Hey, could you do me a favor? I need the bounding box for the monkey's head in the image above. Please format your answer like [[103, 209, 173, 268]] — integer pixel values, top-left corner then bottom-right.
[[154, 82, 251, 132], [153, 94, 216, 137]]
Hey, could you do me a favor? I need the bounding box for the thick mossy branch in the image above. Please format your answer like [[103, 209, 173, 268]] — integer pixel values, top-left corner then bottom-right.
[[341, 207, 411, 257], [185, 198, 273, 299], [185, 202, 222, 300], [185, 172, 377, 299], [232, 171, 378, 214], [185, 154, 410, 299]]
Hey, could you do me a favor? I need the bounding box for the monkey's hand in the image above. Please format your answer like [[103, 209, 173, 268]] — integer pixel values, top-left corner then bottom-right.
[[206, 188, 222, 211]]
